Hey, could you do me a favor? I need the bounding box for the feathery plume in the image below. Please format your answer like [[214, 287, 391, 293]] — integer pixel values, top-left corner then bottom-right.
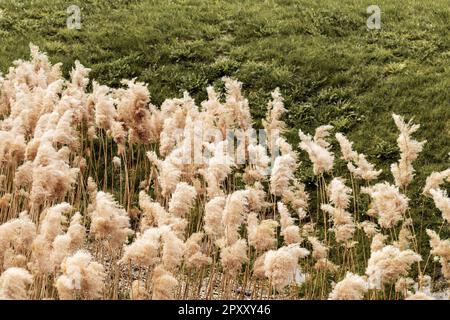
[[168, 182, 197, 218], [220, 239, 248, 276], [335, 133, 358, 162], [160, 227, 185, 271], [393, 219, 413, 250], [358, 221, 380, 238], [245, 183, 269, 214], [423, 169, 450, 196], [361, 182, 408, 229], [347, 154, 382, 181], [390, 114, 426, 189], [244, 143, 270, 184], [270, 151, 297, 196], [184, 232, 212, 269], [0, 267, 33, 300], [204, 196, 226, 239], [147, 151, 182, 198], [151, 265, 178, 300], [429, 188, 450, 224], [0, 212, 36, 268], [30, 142, 79, 206], [247, 213, 278, 251], [322, 178, 355, 245], [313, 125, 333, 149], [278, 202, 301, 245], [314, 258, 339, 273], [308, 236, 328, 260], [50, 212, 86, 268], [327, 178, 352, 209], [263, 87, 286, 152], [56, 250, 105, 300], [282, 180, 309, 220], [116, 79, 154, 144], [336, 133, 381, 181], [138, 191, 159, 230], [201, 140, 235, 197], [222, 77, 251, 131], [365, 245, 421, 289], [426, 229, 450, 280], [298, 129, 334, 175], [252, 252, 268, 279], [112, 156, 121, 168], [120, 228, 161, 268], [31, 203, 72, 274], [89, 192, 133, 249], [370, 233, 388, 252], [264, 244, 309, 291], [328, 272, 368, 300], [222, 190, 248, 245]]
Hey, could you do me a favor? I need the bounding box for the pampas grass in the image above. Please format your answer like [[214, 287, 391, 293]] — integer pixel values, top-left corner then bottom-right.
[[264, 244, 309, 292], [89, 191, 133, 249], [361, 183, 408, 229], [365, 245, 421, 289], [390, 114, 426, 190], [55, 250, 105, 300], [0, 267, 33, 300], [328, 272, 368, 300], [0, 45, 448, 300]]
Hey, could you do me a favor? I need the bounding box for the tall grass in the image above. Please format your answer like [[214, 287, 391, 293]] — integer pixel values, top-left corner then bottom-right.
[[0, 45, 448, 300]]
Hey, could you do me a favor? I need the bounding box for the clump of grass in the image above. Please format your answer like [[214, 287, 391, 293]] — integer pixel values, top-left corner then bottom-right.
[[0, 45, 448, 300]]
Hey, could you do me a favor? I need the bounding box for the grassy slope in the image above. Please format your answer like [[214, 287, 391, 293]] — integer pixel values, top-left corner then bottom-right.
[[1, 0, 449, 243]]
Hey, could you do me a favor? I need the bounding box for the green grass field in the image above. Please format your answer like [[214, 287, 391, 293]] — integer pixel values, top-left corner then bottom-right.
[[1, 0, 449, 244]]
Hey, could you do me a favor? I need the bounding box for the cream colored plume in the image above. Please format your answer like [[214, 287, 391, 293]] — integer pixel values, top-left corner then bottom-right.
[[151, 265, 178, 300], [365, 245, 421, 289], [390, 114, 426, 189], [298, 129, 334, 175], [0, 267, 33, 300], [264, 244, 309, 291], [89, 191, 133, 249], [56, 250, 105, 300], [362, 182, 408, 229], [328, 272, 368, 300]]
